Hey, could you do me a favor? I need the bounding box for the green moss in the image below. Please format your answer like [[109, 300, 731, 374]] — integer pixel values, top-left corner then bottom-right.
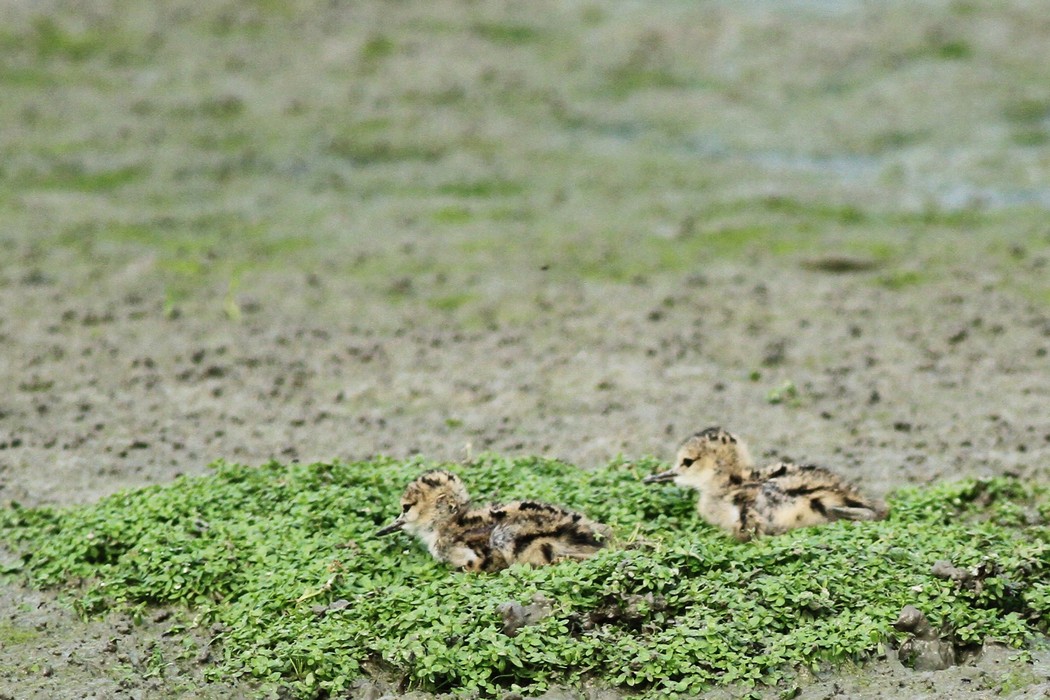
[[428, 293, 475, 312], [0, 623, 39, 647], [2, 460, 1046, 699], [27, 163, 148, 192], [950, 1, 979, 16], [868, 130, 927, 152], [935, 39, 973, 60], [996, 667, 1039, 694], [1012, 129, 1049, 147], [601, 31, 687, 96], [360, 34, 396, 63], [0, 66, 62, 87], [766, 380, 801, 406], [31, 17, 106, 62], [904, 35, 973, 62], [471, 23, 542, 45], [603, 65, 685, 96], [1003, 98, 1050, 124], [437, 179, 525, 198], [486, 206, 534, 222], [849, 240, 901, 263], [432, 205, 473, 224], [198, 95, 246, 119], [325, 136, 445, 165], [1003, 99, 1050, 144], [878, 269, 926, 290], [752, 196, 868, 225]]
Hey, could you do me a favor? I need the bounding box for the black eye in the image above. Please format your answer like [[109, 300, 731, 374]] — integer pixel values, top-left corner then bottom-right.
[[402, 503, 412, 513], [681, 457, 695, 467]]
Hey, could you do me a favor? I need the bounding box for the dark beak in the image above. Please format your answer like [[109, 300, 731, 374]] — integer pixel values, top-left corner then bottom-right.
[[375, 518, 404, 536], [643, 470, 677, 484]]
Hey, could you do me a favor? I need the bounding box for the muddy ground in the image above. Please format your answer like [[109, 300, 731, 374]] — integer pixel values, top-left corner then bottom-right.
[[1, 0, 1050, 697]]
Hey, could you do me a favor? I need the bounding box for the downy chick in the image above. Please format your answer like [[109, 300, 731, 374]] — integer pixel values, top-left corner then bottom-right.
[[644, 427, 758, 537], [644, 427, 887, 540], [377, 470, 610, 572]]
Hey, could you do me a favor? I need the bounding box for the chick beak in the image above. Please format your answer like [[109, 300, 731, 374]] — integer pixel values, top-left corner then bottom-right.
[[643, 470, 677, 484], [375, 518, 405, 536]]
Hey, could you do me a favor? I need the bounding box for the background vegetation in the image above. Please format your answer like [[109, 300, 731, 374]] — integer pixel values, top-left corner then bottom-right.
[[4, 1, 1050, 319]]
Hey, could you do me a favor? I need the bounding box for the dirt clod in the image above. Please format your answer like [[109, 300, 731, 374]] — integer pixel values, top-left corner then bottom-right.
[[498, 594, 553, 637], [893, 606, 957, 672]]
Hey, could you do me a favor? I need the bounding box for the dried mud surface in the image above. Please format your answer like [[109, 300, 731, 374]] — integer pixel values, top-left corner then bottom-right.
[[2, 249, 1049, 699]]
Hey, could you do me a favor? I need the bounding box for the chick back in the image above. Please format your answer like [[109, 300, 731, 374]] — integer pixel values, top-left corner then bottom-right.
[[754, 462, 888, 535], [489, 501, 610, 567]]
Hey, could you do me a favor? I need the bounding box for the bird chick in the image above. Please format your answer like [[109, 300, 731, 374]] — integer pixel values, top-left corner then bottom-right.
[[377, 470, 610, 572], [644, 427, 887, 540], [644, 427, 759, 538]]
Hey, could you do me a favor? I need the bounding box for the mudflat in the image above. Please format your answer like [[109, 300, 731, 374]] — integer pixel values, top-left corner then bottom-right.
[[1, 1, 1048, 697]]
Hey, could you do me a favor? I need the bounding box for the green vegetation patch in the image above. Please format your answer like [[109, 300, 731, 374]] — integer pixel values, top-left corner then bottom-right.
[[30, 16, 107, 62], [1, 459, 1047, 698], [24, 162, 147, 192], [471, 23, 542, 45]]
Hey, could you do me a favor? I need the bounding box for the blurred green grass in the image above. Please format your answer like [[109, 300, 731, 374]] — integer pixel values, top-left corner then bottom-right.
[[1, 0, 1049, 317]]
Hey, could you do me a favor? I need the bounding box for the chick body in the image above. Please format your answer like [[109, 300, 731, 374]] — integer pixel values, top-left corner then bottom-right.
[[378, 470, 609, 572], [645, 427, 887, 540]]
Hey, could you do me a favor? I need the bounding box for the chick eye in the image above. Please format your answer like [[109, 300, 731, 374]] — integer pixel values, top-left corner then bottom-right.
[[402, 503, 412, 513], [681, 457, 695, 467]]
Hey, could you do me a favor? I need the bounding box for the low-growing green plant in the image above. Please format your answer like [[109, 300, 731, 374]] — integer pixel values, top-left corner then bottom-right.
[[1, 458, 1047, 698], [766, 380, 801, 406]]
